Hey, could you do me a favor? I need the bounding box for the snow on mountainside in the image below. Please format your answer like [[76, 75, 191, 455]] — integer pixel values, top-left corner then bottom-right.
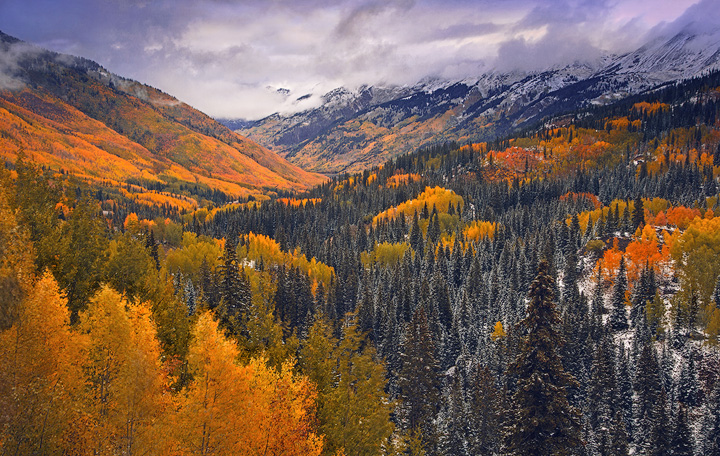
[[605, 25, 720, 91], [231, 24, 720, 175]]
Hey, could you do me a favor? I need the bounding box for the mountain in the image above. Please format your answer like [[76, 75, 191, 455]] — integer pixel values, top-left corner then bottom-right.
[[0, 31, 326, 204], [235, 25, 720, 175]]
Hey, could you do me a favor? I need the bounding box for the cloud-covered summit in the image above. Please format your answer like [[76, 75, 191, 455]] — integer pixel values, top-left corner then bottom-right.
[[0, 0, 709, 119]]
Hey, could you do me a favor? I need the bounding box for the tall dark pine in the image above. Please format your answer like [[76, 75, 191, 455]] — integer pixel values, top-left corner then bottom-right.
[[398, 307, 441, 449], [634, 340, 668, 455], [504, 261, 582, 456], [632, 194, 645, 231], [671, 405, 694, 456], [218, 237, 251, 335], [409, 211, 424, 256], [469, 366, 503, 456], [608, 257, 629, 331], [588, 333, 619, 448], [702, 382, 720, 455]]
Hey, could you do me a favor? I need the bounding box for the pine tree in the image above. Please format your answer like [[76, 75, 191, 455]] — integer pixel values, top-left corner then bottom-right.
[[504, 261, 582, 456], [427, 209, 441, 244], [431, 271, 452, 330], [702, 381, 720, 456], [634, 340, 667, 455], [145, 228, 160, 270], [468, 365, 503, 456], [670, 405, 694, 456], [184, 278, 197, 316], [437, 375, 469, 456], [615, 345, 634, 440], [410, 211, 424, 256], [588, 333, 618, 446], [218, 237, 251, 335], [609, 410, 629, 456], [631, 265, 656, 328], [677, 354, 700, 407], [398, 307, 441, 451], [632, 194, 645, 231], [608, 257, 629, 331]]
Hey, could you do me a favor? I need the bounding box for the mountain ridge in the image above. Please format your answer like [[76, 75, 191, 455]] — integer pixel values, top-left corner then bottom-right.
[[234, 25, 720, 175], [0, 31, 326, 204]]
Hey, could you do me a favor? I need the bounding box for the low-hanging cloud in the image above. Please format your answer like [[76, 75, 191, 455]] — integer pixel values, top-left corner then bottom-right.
[[0, 39, 42, 90], [0, 0, 707, 119]]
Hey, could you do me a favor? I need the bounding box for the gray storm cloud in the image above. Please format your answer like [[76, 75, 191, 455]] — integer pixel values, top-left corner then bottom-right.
[[0, 0, 707, 119]]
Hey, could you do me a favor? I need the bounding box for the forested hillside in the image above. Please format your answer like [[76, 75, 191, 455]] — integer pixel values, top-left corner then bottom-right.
[[2, 68, 720, 454], [0, 31, 326, 207]]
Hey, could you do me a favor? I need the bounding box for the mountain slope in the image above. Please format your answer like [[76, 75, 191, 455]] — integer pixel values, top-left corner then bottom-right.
[[0, 31, 326, 202], [236, 26, 720, 175]]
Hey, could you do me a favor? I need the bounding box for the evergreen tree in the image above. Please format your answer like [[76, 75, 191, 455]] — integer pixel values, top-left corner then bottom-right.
[[609, 410, 629, 456], [431, 271, 452, 330], [398, 307, 441, 451], [504, 261, 582, 456], [677, 354, 700, 407], [145, 228, 160, 270], [427, 209, 441, 244], [218, 237, 251, 335], [631, 265, 656, 328], [632, 194, 645, 231], [184, 279, 197, 316], [670, 405, 694, 456], [634, 340, 667, 455], [712, 274, 720, 309], [468, 365, 503, 456], [588, 333, 618, 446], [615, 345, 634, 440], [608, 257, 629, 331], [437, 375, 469, 456], [701, 381, 720, 456], [410, 211, 424, 256]]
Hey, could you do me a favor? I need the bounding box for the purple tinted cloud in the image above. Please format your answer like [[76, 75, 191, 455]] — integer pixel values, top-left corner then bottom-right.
[[0, 0, 706, 119]]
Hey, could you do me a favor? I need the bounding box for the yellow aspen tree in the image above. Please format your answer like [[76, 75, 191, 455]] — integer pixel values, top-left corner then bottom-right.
[[0, 273, 87, 455], [80, 286, 169, 455], [169, 312, 322, 456]]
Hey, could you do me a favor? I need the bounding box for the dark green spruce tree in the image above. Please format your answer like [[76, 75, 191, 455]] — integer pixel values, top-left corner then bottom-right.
[[608, 257, 629, 331], [503, 260, 582, 456], [702, 381, 720, 455], [218, 237, 251, 336]]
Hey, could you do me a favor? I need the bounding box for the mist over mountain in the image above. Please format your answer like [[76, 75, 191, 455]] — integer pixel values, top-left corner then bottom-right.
[[233, 18, 720, 174]]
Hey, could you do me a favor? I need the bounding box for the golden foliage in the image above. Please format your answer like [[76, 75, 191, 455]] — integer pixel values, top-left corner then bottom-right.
[[463, 221, 497, 242], [278, 198, 322, 207], [386, 173, 422, 188], [0, 273, 86, 454], [373, 186, 464, 224], [491, 321, 506, 341], [80, 287, 169, 455], [632, 102, 669, 115], [165, 232, 224, 284], [169, 312, 323, 456], [361, 242, 411, 268], [623, 225, 671, 282], [238, 232, 335, 289]]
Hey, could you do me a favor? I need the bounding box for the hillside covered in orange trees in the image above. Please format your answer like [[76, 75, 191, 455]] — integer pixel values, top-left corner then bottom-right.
[[0, 31, 325, 206]]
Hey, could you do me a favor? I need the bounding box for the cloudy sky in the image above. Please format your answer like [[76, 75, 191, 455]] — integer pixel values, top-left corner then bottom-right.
[[0, 0, 710, 119]]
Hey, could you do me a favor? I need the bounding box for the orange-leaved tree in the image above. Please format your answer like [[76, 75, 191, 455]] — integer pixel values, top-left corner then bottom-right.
[[80, 286, 169, 455], [168, 311, 323, 456], [0, 273, 87, 454]]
